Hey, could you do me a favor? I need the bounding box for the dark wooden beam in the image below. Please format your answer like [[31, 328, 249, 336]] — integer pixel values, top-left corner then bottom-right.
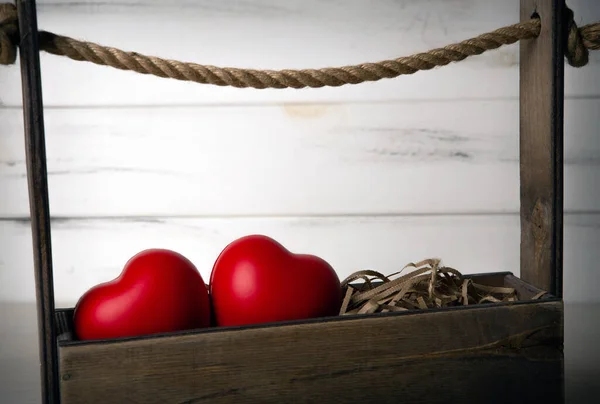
[[16, 0, 60, 403], [519, 0, 565, 298]]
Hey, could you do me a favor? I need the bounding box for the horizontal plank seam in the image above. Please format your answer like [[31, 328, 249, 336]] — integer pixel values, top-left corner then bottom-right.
[[2, 93, 600, 110], [1, 211, 600, 222]]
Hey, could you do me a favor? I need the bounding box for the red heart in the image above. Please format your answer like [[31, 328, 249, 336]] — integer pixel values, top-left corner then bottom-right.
[[209, 235, 342, 327], [73, 249, 211, 340]]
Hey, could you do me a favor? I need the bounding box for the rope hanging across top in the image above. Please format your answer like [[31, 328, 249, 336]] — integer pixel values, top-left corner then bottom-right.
[[0, 3, 599, 89]]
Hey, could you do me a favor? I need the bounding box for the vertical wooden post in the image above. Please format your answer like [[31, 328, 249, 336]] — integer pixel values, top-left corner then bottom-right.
[[16, 0, 60, 403], [520, 0, 565, 298]]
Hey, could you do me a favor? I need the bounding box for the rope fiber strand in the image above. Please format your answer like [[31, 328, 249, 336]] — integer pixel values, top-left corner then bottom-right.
[[1, 3, 599, 89]]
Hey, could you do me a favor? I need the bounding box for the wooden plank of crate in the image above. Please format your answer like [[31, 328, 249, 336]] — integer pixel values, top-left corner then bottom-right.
[[58, 300, 563, 404], [519, 0, 565, 297], [15, 1, 60, 404]]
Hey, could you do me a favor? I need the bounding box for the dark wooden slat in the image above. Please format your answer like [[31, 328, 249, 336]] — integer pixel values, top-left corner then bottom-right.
[[58, 300, 563, 403], [16, 1, 60, 403], [519, 0, 565, 297], [61, 348, 564, 404]]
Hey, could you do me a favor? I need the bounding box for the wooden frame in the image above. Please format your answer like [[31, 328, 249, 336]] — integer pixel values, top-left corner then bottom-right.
[[16, 1, 60, 403], [15, 0, 565, 403], [520, 0, 565, 298]]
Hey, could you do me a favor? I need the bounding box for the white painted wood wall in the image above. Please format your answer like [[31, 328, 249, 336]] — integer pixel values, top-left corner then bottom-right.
[[1, 0, 599, 306]]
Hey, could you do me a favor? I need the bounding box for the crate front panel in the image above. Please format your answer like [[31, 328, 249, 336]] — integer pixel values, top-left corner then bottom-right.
[[57, 295, 563, 404]]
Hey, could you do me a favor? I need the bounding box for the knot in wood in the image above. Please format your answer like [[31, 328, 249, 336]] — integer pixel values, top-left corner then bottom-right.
[[564, 7, 589, 67], [0, 3, 18, 65]]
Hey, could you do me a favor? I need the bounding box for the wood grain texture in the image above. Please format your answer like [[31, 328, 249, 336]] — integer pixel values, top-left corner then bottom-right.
[[2, 213, 600, 304], [15, 1, 60, 403], [0, 0, 597, 107], [1, 100, 599, 217], [10, 301, 597, 404], [56, 299, 564, 404], [520, 0, 564, 297]]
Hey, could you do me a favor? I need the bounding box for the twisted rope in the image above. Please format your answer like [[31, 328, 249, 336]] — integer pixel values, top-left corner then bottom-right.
[[1, 3, 599, 89]]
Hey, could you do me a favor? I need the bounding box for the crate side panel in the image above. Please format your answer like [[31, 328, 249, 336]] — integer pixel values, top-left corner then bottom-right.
[[58, 300, 562, 403], [504, 273, 551, 300], [59, 347, 564, 404], [464, 273, 552, 300]]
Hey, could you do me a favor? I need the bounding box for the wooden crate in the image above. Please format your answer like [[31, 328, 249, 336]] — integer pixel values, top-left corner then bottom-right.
[[54, 273, 564, 404], [12, 0, 567, 403]]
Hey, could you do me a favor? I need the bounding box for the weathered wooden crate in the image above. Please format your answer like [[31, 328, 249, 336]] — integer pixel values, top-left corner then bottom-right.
[[12, 0, 567, 403], [54, 272, 563, 403]]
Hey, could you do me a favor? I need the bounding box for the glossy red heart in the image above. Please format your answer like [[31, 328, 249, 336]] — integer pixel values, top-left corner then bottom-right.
[[73, 249, 211, 340], [209, 234, 342, 327]]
